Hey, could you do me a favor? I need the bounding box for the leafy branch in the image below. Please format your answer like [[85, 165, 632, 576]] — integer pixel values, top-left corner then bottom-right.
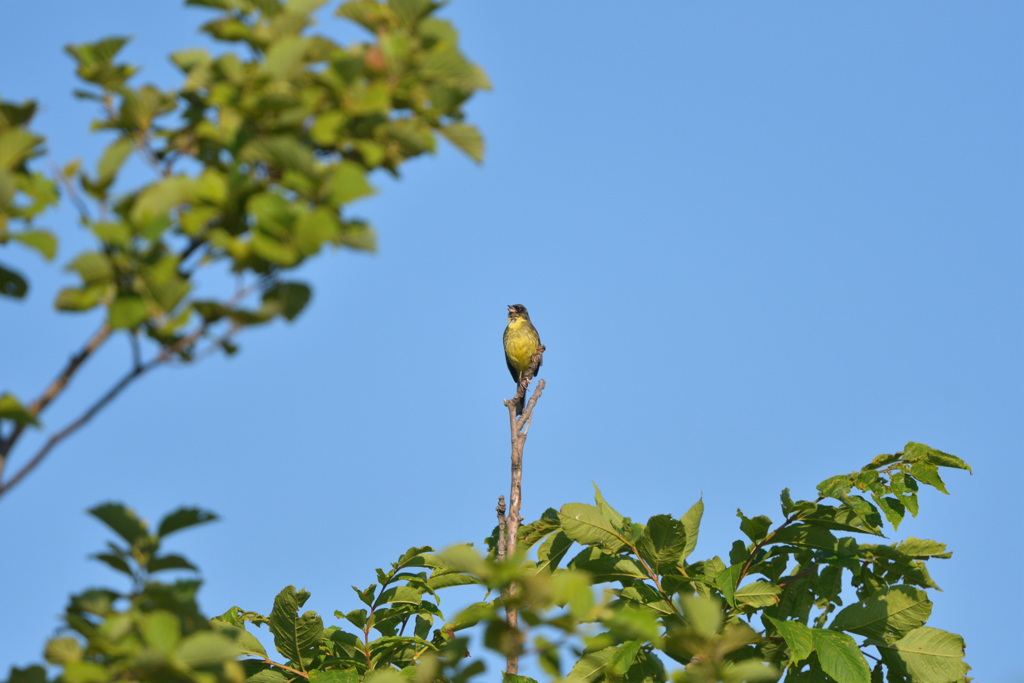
[[0, 0, 489, 500]]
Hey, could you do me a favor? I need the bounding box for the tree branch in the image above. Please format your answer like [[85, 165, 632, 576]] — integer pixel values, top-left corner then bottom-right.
[[0, 323, 112, 479], [0, 283, 257, 500], [496, 495, 507, 561], [0, 360, 144, 498], [51, 162, 93, 224], [499, 345, 544, 676], [736, 497, 823, 585]]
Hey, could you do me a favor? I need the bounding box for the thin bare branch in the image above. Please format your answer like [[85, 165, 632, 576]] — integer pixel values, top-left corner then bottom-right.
[[0, 361, 145, 497], [499, 344, 544, 676], [0, 323, 112, 478], [496, 495, 508, 561], [0, 282, 259, 500], [130, 332, 142, 371], [50, 162, 93, 224]]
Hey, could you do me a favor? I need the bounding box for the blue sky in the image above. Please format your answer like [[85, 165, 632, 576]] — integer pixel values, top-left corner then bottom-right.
[[1, 2, 1021, 681]]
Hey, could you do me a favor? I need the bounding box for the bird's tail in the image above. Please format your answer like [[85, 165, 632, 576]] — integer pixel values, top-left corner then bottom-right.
[[515, 373, 526, 416]]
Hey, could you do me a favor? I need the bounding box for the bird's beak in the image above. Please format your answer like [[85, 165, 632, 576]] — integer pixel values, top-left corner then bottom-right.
[[507, 305, 516, 313]]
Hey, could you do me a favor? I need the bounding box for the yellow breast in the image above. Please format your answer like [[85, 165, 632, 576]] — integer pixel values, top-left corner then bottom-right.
[[504, 319, 539, 372]]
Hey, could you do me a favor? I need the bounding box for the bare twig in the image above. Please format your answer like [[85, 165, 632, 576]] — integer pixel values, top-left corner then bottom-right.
[[51, 162, 93, 224], [130, 332, 142, 371], [0, 283, 258, 500], [0, 323, 112, 479], [496, 495, 507, 560], [498, 345, 545, 676], [0, 361, 145, 497], [259, 659, 308, 679]]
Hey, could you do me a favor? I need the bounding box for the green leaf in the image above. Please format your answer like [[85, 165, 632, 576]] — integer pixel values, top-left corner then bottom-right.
[[568, 547, 648, 583], [158, 507, 218, 538], [252, 230, 299, 266], [108, 294, 149, 329], [44, 637, 83, 665], [11, 230, 57, 260], [90, 222, 132, 247], [294, 208, 341, 256], [592, 482, 625, 529], [262, 35, 308, 80], [810, 629, 870, 683], [833, 495, 884, 536], [0, 128, 42, 169], [62, 661, 109, 683], [873, 627, 970, 683], [55, 284, 108, 311], [440, 123, 483, 162], [177, 631, 240, 667], [262, 282, 311, 321], [765, 616, 814, 663], [308, 671, 358, 683], [680, 498, 703, 561], [0, 393, 38, 426], [734, 580, 782, 608], [95, 137, 134, 189], [517, 508, 561, 551], [211, 620, 267, 658], [909, 462, 948, 494], [130, 175, 197, 226], [67, 252, 113, 284], [565, 645, 616, 683], [5, 667, 48, 683], [715, 563, 742, 608], [325, 161, 374, 205], [88, 503, 149, 545], [817, 474, 854, 499], [830, 586, 931, 643], [636, 514, 688, 576], [246, 671, 290, 683], [269, 586, 323, 669], [896, 537, 951, 560], [141, 610, 181, 655], [501, 675, 538, 683], [858, 544, 939, 590], [376, 585, 422, 606], [768, 524, 839, 553], [616, 583, 674, 616], [140, 256, 190, 312], [720, 659, 778, 682], [147, 554, 198, 573], [678, 595, 722, 639], [873, 495, 905, 531], [240, 135, 317, 179], [0, 263, 28, 298], [336, 220, 376, 251], [902, 442, 972, 473], [737, 510, 772, 543], [536, 530, 573, 573], [559, 503, 626, 553], [606, 639, 643, 676], [362, 672, 406, 683]]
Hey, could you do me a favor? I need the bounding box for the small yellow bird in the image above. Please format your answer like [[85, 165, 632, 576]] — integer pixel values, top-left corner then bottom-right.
[[503, 304, 542, 416]]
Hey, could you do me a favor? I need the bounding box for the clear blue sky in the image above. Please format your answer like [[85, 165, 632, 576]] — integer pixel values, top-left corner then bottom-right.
[[1, 2, 1021, 681]]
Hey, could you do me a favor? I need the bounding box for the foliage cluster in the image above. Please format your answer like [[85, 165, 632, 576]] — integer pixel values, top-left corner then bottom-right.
[[5, 444, 971, 683], [0, 0, 488, 496]]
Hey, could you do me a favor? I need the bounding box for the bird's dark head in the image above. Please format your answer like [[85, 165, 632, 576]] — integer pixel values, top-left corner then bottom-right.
[[507, 304, 530, 322]]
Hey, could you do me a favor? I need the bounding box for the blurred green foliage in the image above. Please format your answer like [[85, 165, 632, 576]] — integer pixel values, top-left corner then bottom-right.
[[0, 0, 489, 488]]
